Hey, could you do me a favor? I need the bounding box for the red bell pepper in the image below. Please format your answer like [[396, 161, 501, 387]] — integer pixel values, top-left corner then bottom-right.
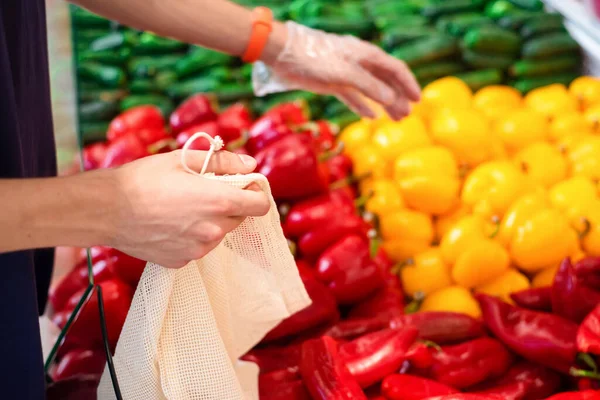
[[327, 153, 354, 183], [426, 337, 514, 389], [574, 257, 600, 290], [470, 362, 561, 400], [282, 191, 356, 239], [552, 258, 600, 323], [107, 105, 164, 142], [63, 279, 133, 351], [241, 344, 301, 373], [510, 287, 553, 312], [339, 327, 418, 388], [100, 134, 148, 168], [298, 214, 370, 260], [299, 336, 367, 400], [175, 120, 220, 151], [46, 375, 101, 400], [262, 274, 339, 343], [245, 116, 294, 155], [578, 304, 600, 355], [390, 312, 485, 345], [476, 293, 578, 374], [381, 374, 459, 400], [544, 391, 600, 400], [49, 264, 88, 312], [169, 94, 217, 134], [322, 317, 389, 341], [423, 395, 504, 400], [255, 134, 329, 200], [349, 284, 405, 321], [82, 143, 107, 170], [217, 103, 252, 143], [264, 101, 309, 126], [313, 120, 336, 151], [52, 348, 106, 382], [315, 234, 384, 305], [259, 379, 311, 400], [106, 249, 146, 287]]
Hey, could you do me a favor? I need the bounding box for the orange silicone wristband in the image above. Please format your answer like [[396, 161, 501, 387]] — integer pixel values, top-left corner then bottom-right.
[[242, 7, 273, 63]]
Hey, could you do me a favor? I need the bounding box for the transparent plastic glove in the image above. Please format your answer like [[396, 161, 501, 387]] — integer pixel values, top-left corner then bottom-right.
[[252, 21, 421, 120]]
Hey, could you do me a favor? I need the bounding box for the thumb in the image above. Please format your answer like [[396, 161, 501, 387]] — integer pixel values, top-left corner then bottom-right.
[[178, 149, 257, 175]]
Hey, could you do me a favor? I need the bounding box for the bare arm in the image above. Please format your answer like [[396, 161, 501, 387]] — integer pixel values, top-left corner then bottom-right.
[[69, 0, 287, 64]]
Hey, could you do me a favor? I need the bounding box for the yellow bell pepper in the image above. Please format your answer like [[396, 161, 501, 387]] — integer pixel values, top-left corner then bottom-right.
[[497, 189, 549, 246], [422, 77, 473, 110], [435, 203, 471, 241], [513, 142, 568, 188], [394, 146, 459, 178], [440, 214, 497, 265], [549, 176, 598, 223], [550, 111, 593, 141], [533, 264, 560, 288], [397, 176, 461, 216], [380, 210, 434, 261], [510, 208, 579, 273], [555, 133, 593, 155], [371, 115, 431, 162], [339, 119, 373, 156], [475, 268, 530, 304], [430, 108, 493, 167], [473, 85, 522, 120], [570, 76, 600, 109], [577, 203, 600, 257], [452, 238, 510, 288], [494, 110, 549, 152], [584, 103, 600, 132], [350, 144, 392, 179], [401, 247, 452, 297], [567, 136, 600, 181], [461, 161, 527, 218], [524, 83, 578, 118], [420, 285, 481, 318], [365, 179, 405, 216]]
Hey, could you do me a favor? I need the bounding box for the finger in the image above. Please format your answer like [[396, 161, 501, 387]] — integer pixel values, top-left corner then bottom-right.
[[337, 88, 377, 119], [176, 149, 257, 175], [217, 184, 271, 217], [336, 65, 395, 107], [361, 50, 421, 103]]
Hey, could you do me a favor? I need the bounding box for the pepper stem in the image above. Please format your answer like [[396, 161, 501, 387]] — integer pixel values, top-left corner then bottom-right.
[[147, 138, 178, 154], [287, 239, 297, 258], [578, 353, 599, 372], [368, 229, 381, 258], [420, 340, 442, 352], [318, 142, 345, 163], [404, 291, 425, 314], [225, 130, 249, 151], [278, 203, 290, 222], [574, 217, 592, 239], [570, 367, 600, 380], [354, 190, 374, 209], [330, 171, 372, 190], [488, 215, 501, 239], [391, 259, 414, 276]]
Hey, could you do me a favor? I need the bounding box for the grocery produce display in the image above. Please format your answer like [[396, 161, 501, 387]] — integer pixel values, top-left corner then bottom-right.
[[71, 0, 581, 145], [48, 75, 600, 398]]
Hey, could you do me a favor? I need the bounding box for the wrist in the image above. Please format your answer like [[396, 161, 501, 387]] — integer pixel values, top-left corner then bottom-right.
[[259, 20, 287, 65]]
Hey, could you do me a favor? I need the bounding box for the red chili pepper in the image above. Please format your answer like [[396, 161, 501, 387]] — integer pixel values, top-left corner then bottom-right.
[[574, 257, 600, 290], [52, 348, 106, 382], [427, 337, 514, 389], [258, 366, 300, 386], [509, 286, 553, 312], [298, 214, 370, 260], [476, 293, 578, 374], [82, 143, 107, 170], [107, 105, 164, 142], [543, 391, 600, 400], [100, 134, 148, 168], [390, 312, 485, 345], [241, 344, 301, 373], [64, 279, 133, 351], [106, 249, 146, 288], [217, 103, 252, 143], [169, 94, 217, 134], [299, 336, 367, 400], [322, 317, 389, 341], [339, 327, 418, 388], [175, 120, 220, 151], [552, 258, 600, 323], [315, 234, 384, 305], [406, 342, 438, 369], [382, 374, 459, 400], [262, 274, 339, 343], [578, 304, 600, 355], [348, 283, 405, 321], [259, 379, 311, 400], [282, 191, 356, 239], [256, 134, 330, 200], [470, 362, 561, 400]]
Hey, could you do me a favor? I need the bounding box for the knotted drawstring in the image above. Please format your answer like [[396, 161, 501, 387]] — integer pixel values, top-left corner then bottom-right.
[[180, 132, 225, 176]]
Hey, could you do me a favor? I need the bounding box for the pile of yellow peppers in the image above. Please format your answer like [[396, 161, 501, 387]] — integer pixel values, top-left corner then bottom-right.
[[340, 76, 600, 318]]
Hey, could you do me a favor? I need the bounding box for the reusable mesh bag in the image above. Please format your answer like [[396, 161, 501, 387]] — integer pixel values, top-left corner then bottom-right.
[[97, 133, 311, 400]]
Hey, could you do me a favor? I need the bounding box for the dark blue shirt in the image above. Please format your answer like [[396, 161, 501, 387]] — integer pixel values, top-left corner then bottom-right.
[[0, 0, 56, 398]]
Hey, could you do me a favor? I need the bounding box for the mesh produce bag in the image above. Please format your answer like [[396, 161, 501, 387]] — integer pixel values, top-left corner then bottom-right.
[[97, 133, 311, 400]]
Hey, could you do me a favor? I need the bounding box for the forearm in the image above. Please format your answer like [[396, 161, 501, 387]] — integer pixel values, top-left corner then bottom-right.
[[0, 172, 117, 253], [69, 0, 286, 64]]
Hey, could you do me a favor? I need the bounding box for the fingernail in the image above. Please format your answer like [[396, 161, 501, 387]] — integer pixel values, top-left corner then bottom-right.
[[240, 154, 256, 168]]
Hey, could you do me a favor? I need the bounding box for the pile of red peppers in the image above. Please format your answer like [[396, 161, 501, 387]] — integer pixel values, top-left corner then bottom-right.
[[52, 98, 600, 400]]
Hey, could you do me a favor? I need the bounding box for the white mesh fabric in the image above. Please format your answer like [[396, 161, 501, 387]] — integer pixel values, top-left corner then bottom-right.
[[97, 173, 311, 400]]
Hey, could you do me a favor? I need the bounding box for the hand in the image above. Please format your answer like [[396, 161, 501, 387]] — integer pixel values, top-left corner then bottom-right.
[[106, 150, 270, 268], [253, 21, 421, 120]]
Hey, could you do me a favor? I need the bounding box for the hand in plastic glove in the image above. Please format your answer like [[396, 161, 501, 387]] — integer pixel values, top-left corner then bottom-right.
[[254, 21, 421, 120], [109, 150, 270, 268]]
